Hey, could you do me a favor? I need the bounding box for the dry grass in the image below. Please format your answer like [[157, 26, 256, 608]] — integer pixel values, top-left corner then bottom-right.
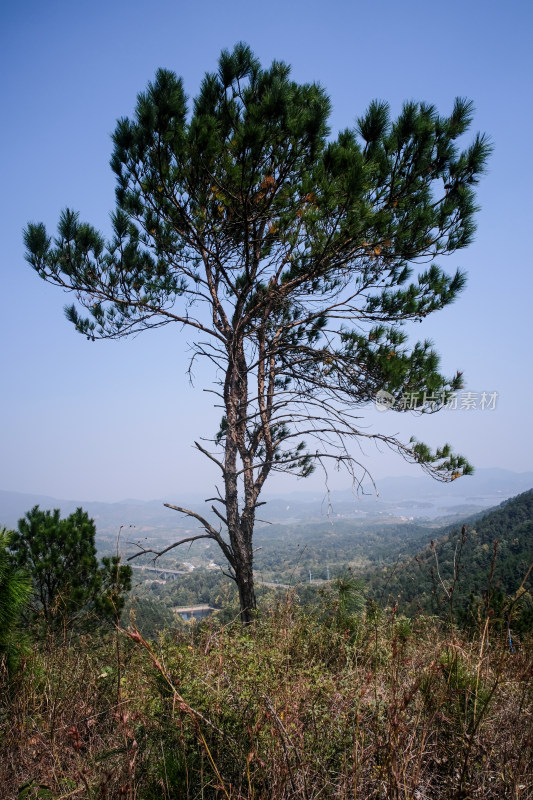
[[2, 598, 533, 799]]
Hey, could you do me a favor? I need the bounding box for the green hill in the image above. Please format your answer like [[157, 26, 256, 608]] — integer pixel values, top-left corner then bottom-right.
[[368, 489, 533, 629]]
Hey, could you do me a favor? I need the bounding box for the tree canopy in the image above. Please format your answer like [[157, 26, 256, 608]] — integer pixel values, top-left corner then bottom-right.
[[9, 506, 131, 628], [24, 44, 490, 621]]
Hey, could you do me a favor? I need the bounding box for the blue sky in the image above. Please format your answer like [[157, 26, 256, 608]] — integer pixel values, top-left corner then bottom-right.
[[1, 0, 532, 502]]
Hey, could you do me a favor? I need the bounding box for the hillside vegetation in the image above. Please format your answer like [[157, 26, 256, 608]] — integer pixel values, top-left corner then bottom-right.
[[368, 490, 533, 630], [2, 491, 533, 798], [2, 592, 533, 798], [123, 491, 533, 641]]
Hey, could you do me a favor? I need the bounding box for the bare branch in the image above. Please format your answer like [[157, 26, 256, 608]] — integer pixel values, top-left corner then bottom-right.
[[194, 441, 225, 472], [211, 504, 229, 526], [127, 533, 215, 561], [164, 503, 220, 535]]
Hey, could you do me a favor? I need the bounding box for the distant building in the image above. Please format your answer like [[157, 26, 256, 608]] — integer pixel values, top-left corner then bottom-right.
[[172, 605, 216, 621]]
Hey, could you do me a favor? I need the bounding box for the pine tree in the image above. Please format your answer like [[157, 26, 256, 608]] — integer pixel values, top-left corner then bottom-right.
[[0, 528, 32, 673], [24, 44, 490, 622], [95, 555, 133, 625], [9, 507, 131, 629]]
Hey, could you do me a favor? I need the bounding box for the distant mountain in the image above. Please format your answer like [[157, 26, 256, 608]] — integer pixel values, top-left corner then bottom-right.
[[1, 468, 531, 548], [264, 468, 533, 522], [377, 468, 533, 501], [330, 468, 533, 513], [0, 490, 189, 542]]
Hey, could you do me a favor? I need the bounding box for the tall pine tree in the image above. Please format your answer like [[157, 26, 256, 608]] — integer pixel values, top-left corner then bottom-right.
[[24, 44, 490, 621]]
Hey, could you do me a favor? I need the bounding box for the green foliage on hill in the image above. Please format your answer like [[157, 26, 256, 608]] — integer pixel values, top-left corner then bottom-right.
[[121, 520, 413, 633], [368, 490, 533, 630], [252, 518, 438, 581]]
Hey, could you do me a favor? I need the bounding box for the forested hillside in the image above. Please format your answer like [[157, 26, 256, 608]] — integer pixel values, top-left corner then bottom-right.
[[368, 490, 533, 628]]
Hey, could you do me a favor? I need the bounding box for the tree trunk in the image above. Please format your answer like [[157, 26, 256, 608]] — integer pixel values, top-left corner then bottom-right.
[[224, 339, 260, 623], [234, 556, 257, 624]]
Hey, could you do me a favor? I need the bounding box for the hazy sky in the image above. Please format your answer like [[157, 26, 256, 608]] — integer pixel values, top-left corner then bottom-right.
[[1, 0, 532, 502]]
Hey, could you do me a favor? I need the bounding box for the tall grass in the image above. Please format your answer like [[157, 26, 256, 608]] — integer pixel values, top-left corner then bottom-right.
[[2, 593, 532, 799]]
